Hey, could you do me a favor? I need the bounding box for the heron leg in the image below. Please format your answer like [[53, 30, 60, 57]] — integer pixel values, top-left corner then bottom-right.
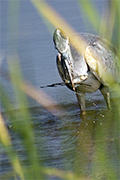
[[75, 90, 86, 115], [100, 86, 111, 109]]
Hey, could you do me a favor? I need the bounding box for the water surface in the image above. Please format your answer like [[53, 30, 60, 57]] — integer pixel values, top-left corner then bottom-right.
[[0, 0, 119, 179]]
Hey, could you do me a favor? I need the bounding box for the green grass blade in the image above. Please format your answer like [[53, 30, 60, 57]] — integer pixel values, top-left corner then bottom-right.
[[78, 0, 100, 31]]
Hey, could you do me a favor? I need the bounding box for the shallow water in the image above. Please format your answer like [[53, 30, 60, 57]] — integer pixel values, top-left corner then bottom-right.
[[1, 104, 119, 179], [1, 0, 120, 179]]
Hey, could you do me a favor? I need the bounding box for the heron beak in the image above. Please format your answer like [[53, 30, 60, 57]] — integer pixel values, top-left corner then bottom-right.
[[64, 58, 75, 91]]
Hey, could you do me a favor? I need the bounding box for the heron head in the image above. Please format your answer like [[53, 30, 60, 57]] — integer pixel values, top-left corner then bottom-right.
[[53, 29, 69, 53]]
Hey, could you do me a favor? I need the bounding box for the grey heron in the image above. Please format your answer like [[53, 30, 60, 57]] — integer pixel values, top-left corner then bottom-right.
[[53, 29, 120, 115]]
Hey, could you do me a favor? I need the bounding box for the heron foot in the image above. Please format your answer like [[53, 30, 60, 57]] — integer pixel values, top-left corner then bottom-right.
[[81, 110, 86, 115]]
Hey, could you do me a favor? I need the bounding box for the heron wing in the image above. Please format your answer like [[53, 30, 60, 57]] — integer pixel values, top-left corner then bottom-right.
[[84, 39, 120, 86]]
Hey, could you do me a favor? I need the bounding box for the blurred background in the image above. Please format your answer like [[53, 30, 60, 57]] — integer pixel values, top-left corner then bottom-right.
[[1, 0, 113, 109], [0, 0, 120, 180]]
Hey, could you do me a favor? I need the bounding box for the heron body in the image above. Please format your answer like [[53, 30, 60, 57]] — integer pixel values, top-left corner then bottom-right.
[[53, 29, 120, 114]]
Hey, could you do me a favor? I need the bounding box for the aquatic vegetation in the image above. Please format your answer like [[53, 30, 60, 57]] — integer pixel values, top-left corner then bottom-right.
[[0, 0, 119, 179]]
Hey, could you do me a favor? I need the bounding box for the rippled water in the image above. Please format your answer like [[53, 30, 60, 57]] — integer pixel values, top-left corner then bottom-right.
[[1, 0, 119, 179], [1, 103, 119, 179]]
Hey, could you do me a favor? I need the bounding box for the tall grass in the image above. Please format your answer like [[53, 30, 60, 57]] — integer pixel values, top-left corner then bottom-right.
[[0, 0, 120, 179]]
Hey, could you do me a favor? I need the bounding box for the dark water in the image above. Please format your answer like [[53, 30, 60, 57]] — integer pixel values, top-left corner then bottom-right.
[[1, 0, 120, 179], [1, 105, 119, 179]]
